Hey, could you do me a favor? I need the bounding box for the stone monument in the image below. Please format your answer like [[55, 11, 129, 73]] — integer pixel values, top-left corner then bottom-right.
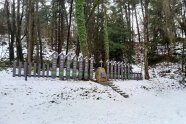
[[95, 60, 107, 83]]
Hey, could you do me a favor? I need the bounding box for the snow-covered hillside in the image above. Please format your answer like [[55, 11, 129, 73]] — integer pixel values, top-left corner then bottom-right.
[[0, 61, 185, 124], [0, 35, 185, 124]]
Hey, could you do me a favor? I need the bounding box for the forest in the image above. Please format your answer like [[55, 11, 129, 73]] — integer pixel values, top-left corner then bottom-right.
[[1, 1, 186, 123], [0, 0, 185, 79]]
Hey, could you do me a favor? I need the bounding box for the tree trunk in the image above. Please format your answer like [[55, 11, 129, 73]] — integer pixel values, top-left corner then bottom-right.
[[163, 0, 175, 56], [36, 0, 43, 64], [16, 0, 23, 61], [134, 5, 141, 43], [27, 0, 35, 62], [66, 0, 73, 55], [5, 0, 14, 62], [103, 6, 109, 61], [144, 0, 150, 80], [75, 0, 89, 57]]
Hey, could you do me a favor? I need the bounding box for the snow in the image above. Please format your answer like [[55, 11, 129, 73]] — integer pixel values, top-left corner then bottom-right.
[[0, 62, 186, 124], [0, 35, 186, 124]]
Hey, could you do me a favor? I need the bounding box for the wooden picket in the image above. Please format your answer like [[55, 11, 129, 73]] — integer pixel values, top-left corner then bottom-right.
[[12, 52, 142, 81]]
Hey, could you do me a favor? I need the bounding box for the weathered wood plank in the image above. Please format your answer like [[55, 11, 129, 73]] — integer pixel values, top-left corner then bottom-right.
[[34, 63, 37, 77], [28, 62, 32, 77], [66, 54, 71, 80], [89, 57, 94, 80], [78, 57, 83, 80], [38, 63, 41, 78], [73, 55, 77, 79], [18, 62, 22, 77], [84, 56, 88, 80], [51, 52, 58, 78], [24, 62, 27, 77], [59, 53, 65, 79], [42, 64, 45, 77], [47, 64, 49, 77], [110, 61, 114, 79], [106, 60, 110, 79], [13, 61, 17, 77], [114, 61, 117, 80]]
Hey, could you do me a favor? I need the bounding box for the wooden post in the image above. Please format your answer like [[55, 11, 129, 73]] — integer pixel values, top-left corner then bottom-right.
[[18, 62, 22, 77], [114, 61, 117, 80], [117, 62, 120, 79], [106, 60, 110, 79], [110, 61, 113, 79], [128, 64, 131, 79], [38, 63, 41, 78], [73, 55, 77, 79], [78, 56, 83, 80], [89, 56, 94, 80], [42, 64, 45, 77], [124, 63, 126, 80], [51, 52, 58, 78], [121, 62, 124, 80], [13, 61, 17, 77], [66, 54, 71, 80], [24, 62, 27, 77], [126, 64, 129, 79], [59, 53, 65, 79], [28, 62, 32, 77], [34, 63, 37, 77], [47, 64, 49, 77], [84, 56, 89, 80]]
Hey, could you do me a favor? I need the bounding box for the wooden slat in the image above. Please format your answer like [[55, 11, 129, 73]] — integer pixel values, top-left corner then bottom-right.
[[66, 54, 71, 80], [24, 62, 27, 77], [110, 61, 113, 79], [34, 63, 37, 77], [84, 56, 88, 80], [47, 64, 49, 77], [51, 52, 58, 78], [73, 56, 77, 79], [114, 62, 117, 80], [106, 60, 110, 79], [28, 62, 32, 77], [78, 57, 83, 80], [38, 63, 41, 78], [59, 53, 65, 79], [42, 64, 45, 77], [13, 61, 17, 77], [89, 57, 94, 80], [117, 62, 120, 79], [18, 62, 22, 77]]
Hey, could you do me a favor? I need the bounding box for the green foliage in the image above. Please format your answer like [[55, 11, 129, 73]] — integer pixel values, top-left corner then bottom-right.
[[75, 0, 89, 57], [107, 6, 134, 63], [103, 9, 109, 61]]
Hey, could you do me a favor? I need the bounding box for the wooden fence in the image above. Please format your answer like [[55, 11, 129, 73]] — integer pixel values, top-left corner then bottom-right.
[[106, 60, 142, 80], [13, 52, 94, 80], [12, 52, 142, 81]]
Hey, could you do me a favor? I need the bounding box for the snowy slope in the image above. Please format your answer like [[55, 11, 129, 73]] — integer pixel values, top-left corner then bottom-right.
[[0, 35, 186, 124], [0, 67, 186, 124]]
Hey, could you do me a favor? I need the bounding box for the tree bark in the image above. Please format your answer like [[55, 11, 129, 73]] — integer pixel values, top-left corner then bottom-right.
[[5, 0, 14, 62], [36, 0, 43, 64], [16, 0, 23, 61], [27, 0, 35, 62], [144, 0, 150, 80], [66, 0, 73, 55], [134, 5, 141, 43], [75, 0, 89, 57]]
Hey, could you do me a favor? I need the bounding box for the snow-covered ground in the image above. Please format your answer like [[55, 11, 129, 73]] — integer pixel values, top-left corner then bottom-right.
[[0, 62, 186, 124], [0, 35, 185, 124]]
